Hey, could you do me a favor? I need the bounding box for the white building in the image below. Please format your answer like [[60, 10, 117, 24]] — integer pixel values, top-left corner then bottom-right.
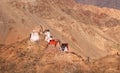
[[44, 30, 52, 42], [30, 30, 40, 42]]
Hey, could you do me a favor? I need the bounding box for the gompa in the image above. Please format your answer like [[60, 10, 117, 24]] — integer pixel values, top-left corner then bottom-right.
[[30, 30, 40, 42]]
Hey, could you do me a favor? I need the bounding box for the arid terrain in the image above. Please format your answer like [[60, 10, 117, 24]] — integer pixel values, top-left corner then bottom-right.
[[0, 0, 120, 73]]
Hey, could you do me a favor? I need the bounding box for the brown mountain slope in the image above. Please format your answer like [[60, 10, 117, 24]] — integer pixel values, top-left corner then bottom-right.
[[0, 37, 120, 73], [0, 0, 120, 60], [0, 0, 40, 44], [0, 0, 120, 72]]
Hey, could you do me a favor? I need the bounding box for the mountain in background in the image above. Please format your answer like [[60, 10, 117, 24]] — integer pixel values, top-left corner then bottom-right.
[[76, 0, 120, 9]]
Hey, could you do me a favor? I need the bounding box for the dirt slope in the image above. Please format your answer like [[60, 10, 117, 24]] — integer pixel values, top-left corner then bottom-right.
[[0, 37, 120, 73], [0, 0, 120, 69], [0, 0, 41, 44]]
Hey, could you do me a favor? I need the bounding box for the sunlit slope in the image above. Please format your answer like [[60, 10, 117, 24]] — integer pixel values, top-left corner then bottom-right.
[[0, 0, 120, 59]]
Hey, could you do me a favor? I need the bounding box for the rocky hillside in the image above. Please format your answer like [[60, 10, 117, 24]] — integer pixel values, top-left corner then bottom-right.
[[0, 0, 120, 73], [0, 37, 120, 73]]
